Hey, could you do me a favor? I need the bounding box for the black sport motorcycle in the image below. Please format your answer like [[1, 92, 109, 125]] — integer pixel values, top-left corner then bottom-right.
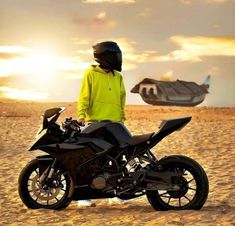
[[18, 107, 209, 210]]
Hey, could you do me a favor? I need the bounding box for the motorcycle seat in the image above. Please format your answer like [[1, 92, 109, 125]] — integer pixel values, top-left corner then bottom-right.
[[127, 133, 154, 145]]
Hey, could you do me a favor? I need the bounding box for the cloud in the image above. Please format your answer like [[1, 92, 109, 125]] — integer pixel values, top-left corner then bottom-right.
[[0, 55, 90, 79], [62, 73, 84, 80], [212, 24, 220, 29], [206, 0, 235, 3], [138, 8, 152, 17], [72, 37, 159, 71], [56, 56, 90, 72], [57, 56, 90, 79], [180, 0, 192, 4], [0, 46, 28, 53], [154, 36, 235, 62], [73, 11, 116, 30], [83, 0, 136, 3], [0, 46, 28, 60], [0, 76, 17, 87], [73, 36, 234, 70], [113, 38, 158, 63], [137, 71, 174, 83], [73, 37, 158, 64], [72, 38, 90, 45], [206, 66, 220, 76], [0, 86, 48, 101], [0, 45, 90, 80], [0, 53, 25, 60], [159, 71, 174, 81], [96, 12, 106, 19], [179, 0, 235, 4]]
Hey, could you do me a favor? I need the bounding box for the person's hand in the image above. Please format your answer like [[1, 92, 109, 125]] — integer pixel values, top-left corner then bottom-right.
[[78, 118, 85, 126]]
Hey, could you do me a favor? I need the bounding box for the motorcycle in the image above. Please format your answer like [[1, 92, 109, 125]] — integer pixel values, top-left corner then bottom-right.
[[18, 107, 209, 210]]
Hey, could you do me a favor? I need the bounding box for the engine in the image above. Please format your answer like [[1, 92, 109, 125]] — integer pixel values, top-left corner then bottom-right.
[[91, 172, 112, 190], [92, 176, 106, 189]]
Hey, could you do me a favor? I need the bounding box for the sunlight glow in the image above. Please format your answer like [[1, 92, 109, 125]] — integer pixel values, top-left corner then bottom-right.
[[0, 86, 48, 101], [0, 49, 59, 80], [26, 50, 58, 80], [0, 47, 90, 100], [0, 45, 28, 53], [0, 48, 90, 79]]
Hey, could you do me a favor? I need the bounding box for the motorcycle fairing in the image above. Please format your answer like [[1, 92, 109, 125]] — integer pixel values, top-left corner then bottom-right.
[[82, 122, 132, 146], [28, 124, 115, 187], [74, 136, 113, 152], [35, 136, 113, 153], [159, 117, 192, 132], [35, 143, 87, 152], [40, 147, 101, 186], [28, 129, 60, 151], [133, 117, 192, 155]]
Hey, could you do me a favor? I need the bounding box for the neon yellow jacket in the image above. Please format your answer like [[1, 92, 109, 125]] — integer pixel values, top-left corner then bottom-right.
[[78, 65, 126, 122]]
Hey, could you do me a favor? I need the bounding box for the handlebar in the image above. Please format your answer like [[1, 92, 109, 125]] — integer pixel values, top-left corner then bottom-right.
[[62, 118, 82, 135]]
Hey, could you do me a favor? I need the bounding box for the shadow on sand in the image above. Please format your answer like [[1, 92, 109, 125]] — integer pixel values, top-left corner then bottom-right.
[[64, 203, 235, 214]]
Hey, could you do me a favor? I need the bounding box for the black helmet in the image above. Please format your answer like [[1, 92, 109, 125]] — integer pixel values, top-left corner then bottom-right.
[[93, 41, 122, 72]]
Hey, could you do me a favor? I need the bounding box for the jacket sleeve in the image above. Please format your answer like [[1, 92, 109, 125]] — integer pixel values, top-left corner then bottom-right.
[[77, 70, 91, 119], [120, 75, 126, 122]]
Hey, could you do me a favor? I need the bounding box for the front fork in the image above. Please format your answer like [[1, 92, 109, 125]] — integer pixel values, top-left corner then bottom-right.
[[39, 158, 57, 184]]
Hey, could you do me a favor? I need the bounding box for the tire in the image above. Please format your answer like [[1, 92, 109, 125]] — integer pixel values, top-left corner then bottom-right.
[[146, 155, 209, 211], [18, 159, 73, 210]]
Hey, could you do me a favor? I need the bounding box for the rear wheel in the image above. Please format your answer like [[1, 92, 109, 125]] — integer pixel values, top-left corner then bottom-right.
[[146, 155, 209, 211], [18, 159, 73, 209]]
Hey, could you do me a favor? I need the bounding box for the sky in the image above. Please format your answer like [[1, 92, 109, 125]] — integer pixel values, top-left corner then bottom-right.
[[0, 0, 235, 106]]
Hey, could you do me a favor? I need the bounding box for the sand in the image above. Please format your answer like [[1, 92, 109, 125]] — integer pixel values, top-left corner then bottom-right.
[[0, 102, 235, 226]]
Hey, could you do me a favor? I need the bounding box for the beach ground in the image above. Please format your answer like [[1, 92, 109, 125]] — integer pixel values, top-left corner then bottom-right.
[[0, 102, 234, 226]]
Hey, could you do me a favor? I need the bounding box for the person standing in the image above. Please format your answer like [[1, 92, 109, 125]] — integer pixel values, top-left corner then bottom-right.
[[77, 41, 126, 207]]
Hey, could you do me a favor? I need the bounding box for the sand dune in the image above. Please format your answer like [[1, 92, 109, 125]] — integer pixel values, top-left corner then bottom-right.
[[0, 102, 235, 225]]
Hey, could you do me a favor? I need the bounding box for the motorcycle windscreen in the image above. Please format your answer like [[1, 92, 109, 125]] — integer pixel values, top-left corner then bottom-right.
[[43, 107, 65, 120], [41, 107, 66, 130]]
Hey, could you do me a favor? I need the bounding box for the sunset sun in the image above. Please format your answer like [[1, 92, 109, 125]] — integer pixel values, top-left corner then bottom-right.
[[0, 48, 64, 101], [26, 50, 59, 80]]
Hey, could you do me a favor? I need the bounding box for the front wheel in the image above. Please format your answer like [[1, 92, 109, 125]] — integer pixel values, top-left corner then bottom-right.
[[146, 155, 209, 211], [18, 159, 73, 209]]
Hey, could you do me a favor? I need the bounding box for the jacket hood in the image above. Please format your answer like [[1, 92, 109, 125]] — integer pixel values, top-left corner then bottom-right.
[[89, 65, 119, 75], [89, 65, 108, 74]]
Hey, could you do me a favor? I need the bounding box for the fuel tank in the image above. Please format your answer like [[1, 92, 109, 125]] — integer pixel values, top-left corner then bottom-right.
[[81, 122, 132, 146]]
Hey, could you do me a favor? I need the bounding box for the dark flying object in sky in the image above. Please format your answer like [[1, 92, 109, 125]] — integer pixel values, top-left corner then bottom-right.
[[131, 75, 211, 107]]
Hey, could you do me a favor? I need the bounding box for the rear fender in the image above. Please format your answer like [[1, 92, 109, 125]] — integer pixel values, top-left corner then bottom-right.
[[155, 155, 187, 170]]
